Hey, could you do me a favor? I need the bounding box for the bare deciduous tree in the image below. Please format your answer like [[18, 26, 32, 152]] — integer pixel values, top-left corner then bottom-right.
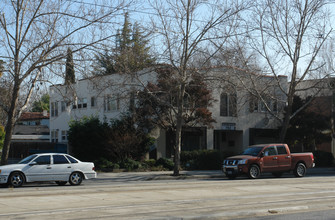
[[247, 0, 333, 141], [147, 0, 246, 175], [0, 0, 127, 164]]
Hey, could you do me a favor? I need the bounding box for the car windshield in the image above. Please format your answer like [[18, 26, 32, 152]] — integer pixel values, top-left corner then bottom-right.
[[18, 155, 38, 164], [241, 147, 264, 156]]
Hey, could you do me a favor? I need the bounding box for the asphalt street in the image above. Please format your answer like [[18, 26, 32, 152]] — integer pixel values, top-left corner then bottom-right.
[[0, 167, 335, 219]]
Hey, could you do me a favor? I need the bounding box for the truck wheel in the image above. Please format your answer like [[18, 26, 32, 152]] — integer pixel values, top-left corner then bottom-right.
[[248, 165, 260, 179], [294, 163, 306, 177]]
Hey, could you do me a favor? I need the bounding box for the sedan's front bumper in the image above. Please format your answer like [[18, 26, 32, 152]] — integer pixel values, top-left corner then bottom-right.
[[0, 175, 8, 184]]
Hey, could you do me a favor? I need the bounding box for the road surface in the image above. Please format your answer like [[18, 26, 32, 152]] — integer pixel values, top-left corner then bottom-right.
[[0, 174, 335, 219]]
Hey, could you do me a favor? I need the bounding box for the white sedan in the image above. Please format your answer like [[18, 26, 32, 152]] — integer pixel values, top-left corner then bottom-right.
[[0, 153, 96, 187]]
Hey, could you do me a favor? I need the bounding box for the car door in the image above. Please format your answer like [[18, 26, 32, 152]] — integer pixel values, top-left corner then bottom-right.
[[262, 146, 279, 172], [25, 155, 52, 182], [51, 155, 73, 181], [276, 145, 291, 171]]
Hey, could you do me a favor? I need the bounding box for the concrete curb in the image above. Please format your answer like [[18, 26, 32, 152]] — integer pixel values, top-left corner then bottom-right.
[[96, 167, 335, 181]]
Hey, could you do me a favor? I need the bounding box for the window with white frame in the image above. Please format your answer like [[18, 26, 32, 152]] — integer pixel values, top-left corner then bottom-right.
[[220, 92, 237, 117], [51, 130, 59, 143], [51, 102, 58, 117], [249, 94, 259, 113], [77, 98, 87, 109], [104, 95, 119, 112], [91, 96, 96, 108], [61, 130, 68, 142], [61, 101, 67, 112]]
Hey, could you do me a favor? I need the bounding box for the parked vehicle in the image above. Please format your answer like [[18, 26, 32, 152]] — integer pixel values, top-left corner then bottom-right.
[[0, 153, 96, 187], [222, 144, 314, 179]]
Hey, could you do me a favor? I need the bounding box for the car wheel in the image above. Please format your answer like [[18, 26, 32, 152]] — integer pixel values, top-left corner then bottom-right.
[[9, 172, 24, 187], [294, 163, 306, 177], [69, 172, 83, 185], [55, 181, 67, 186], [272, 172, 283, 178], [248, 165, 260, 179]]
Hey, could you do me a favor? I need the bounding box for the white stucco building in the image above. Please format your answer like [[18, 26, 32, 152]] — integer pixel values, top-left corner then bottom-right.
[[49, 66, 287, 158]]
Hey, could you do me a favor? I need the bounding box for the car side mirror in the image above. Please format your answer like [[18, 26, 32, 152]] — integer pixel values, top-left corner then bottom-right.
[[29, 161, 37, 166], [260, 152, 265, 158]]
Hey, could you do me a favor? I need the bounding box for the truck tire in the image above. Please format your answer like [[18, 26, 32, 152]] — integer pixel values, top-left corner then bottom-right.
[[248, 165, 260, 179], [294, 163, 306, 177]]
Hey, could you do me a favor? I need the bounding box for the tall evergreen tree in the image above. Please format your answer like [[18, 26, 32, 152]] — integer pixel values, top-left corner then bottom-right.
[[96, 13, 155, 75], [65, 48, 75, 84]]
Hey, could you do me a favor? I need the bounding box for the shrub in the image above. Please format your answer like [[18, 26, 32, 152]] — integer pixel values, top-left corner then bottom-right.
[[313, 151, 334, 167], [119, 158, 142, 171], [181, 150, 231, 170], [94, 158, 119, 171], [155, 158, 174, 170]]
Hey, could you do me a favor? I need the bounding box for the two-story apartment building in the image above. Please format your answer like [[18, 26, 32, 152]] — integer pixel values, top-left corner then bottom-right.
[[49, 66, 287, 158]]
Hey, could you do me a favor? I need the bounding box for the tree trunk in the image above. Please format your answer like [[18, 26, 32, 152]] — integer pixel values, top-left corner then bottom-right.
[[1, 84, 20, 165], [173, 82, 186, 176]]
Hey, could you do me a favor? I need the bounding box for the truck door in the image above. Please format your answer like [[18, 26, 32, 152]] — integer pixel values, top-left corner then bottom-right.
[[262, 146, 279, 172], [276, 145, 291, 171]]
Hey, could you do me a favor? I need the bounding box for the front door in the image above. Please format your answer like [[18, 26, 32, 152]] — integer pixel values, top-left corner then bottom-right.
[[25, 155, 52, 182], [262, 146, 279, 172]]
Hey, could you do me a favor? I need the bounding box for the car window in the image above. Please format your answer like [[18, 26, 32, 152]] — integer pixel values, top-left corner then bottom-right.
[[264, 146, 277, 156], [277, 146, 288, 155], [65, 155, 79, 163], [53, 155, 70, 164], [34, 155, 51, 165]]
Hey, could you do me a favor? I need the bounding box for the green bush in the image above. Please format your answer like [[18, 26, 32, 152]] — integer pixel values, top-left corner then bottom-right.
[[119, 158, 142, 171], [181, 150, 231, 170], [143, 159, 156, 168], [94, 158, 119, 171], [155, 158, 174, 170], [313, 151, 334, 167]]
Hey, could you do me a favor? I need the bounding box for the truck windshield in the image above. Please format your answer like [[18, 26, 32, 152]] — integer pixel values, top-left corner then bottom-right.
[[241, 147, 264, 156]]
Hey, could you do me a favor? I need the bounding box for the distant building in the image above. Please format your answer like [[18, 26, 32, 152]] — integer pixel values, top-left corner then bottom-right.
[[49, 67, 287, 158], [10, 111, 65, 162]]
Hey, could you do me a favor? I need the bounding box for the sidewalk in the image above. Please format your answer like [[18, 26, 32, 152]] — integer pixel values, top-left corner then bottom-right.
[[96, 167, 335, 182]]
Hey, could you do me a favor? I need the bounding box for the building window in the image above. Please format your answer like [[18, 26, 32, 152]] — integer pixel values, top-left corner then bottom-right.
[[61, 130, 68, 142], [249, 94, 259, 113], [77, 98, 87, 109], [51, 102, 58, 117], [260, 97, 271, 112], [104, 95, 120, 112], [61, 101, 67, 112], [220, 92, 237, 117], [51, 130, 59, 143], [91, 97, 96, 107]]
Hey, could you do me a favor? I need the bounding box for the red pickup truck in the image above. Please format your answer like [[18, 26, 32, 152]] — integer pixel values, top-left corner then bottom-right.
[[222, 144, 314, 179]]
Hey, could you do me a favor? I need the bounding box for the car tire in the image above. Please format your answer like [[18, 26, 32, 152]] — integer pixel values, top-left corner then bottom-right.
[[272, 172, 283, 178], [9, 172, 25, 187], [294, 163, 306, 177], [55, 181, 67, 186], [248, 165, 260, 179], [69, 172, 83, 185]]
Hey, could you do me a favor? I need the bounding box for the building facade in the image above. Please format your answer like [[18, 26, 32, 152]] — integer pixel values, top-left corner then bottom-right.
[[49, 67, 287, 158]]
